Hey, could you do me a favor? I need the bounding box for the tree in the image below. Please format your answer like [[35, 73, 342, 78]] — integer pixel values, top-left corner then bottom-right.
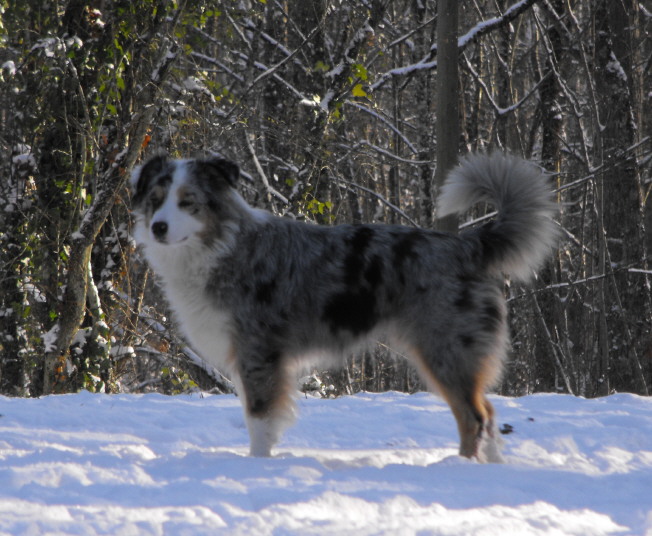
[[1, 0, 650, 397], [1, 1, 188, 394], [593, 0, 649, 394]]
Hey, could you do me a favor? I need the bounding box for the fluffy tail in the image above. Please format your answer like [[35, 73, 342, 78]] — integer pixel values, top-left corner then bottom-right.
[[437, 152, 558, 281]]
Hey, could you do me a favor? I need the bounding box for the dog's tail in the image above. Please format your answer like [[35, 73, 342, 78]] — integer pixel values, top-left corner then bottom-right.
[[437, 152, 558, 281]]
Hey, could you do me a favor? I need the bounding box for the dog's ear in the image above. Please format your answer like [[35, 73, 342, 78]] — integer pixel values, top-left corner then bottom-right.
[[202, 157, 240, 188], [131, 155, 167, 206]]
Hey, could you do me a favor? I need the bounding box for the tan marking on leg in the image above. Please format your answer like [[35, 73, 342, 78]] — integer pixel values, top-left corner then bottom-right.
[[406, 345, 499, 460]]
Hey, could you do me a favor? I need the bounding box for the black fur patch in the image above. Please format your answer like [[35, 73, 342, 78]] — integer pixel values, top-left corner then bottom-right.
[[364, 255, 383, 288], [391, 230, 423, 263], [248, 393, 273, 416], [391, 230, 426, 286], [244, 350, 282, 416], [255, 280, 277, 304], [348, 225, 374, 250], [132, 155, 168, 207], [460, 334, 475, 348], [342, 226, 374, 285], [321, 227, 386, 335], [323, 290, 378, 336], [195, 157, 240, 188], [477, 221, 517, 269], [455, 286, 474, 311]]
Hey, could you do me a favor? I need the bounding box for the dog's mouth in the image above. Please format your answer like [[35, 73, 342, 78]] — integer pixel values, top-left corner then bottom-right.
[[154, 235, 189, 245]]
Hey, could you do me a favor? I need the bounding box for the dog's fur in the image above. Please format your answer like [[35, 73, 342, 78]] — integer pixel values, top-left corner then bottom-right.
[[130, 152, 557, 462]]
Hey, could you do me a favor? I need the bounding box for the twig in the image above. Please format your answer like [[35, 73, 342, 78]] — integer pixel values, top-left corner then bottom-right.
[[244, 133, 289, 205], [334, 177, 420, 227]]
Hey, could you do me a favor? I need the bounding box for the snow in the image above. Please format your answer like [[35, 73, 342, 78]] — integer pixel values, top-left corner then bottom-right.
[[606, 52, 628, 84], [41, 324, 59, 353], [2, 60, 17, 76], [0, 391, 650, 535]]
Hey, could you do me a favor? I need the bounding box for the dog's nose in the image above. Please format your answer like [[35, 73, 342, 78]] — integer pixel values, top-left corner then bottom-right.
[[152, 221, 168, 240]]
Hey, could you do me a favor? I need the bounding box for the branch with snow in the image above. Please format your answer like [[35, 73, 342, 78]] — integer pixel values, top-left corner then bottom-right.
[[371, 0, 539, 91], [457, 0, 539, 48], [317, 2, 386, 110]]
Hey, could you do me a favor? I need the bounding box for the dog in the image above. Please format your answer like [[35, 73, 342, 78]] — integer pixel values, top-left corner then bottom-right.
[[130, 151, 557, 462]]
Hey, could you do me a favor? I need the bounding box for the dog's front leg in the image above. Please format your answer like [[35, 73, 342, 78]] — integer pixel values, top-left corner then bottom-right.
[[245, 413, 283, 457], [234, 353, 296, 457]]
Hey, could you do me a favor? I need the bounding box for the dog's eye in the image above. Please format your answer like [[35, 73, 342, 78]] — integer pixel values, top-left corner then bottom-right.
[[150, 192, 163, 208], [179, 197, 196, 210]]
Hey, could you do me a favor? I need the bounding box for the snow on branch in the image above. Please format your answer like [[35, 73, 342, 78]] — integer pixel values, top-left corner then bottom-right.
[[371, 0, 538, 91], [325, 21, 375, 79], [318, 2, 386, 110], [370, 57, 437, 92], [190, 52, 244, 83], [247, 20, 324, 93], [457, 0, 539, 49], [629, 268, 652, 275], [225, 49, 307, 106]]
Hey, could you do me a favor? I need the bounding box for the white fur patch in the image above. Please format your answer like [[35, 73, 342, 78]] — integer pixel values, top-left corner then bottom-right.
[[144, 240, 234, 371], [246, 416, 276, 457], [149, 163, 203, 245], [244, 411, 296, 457], [479, 426, 505, 464]]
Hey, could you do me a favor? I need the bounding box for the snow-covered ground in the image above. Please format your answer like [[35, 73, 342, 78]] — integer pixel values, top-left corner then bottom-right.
[[0, 390, 650, 535]]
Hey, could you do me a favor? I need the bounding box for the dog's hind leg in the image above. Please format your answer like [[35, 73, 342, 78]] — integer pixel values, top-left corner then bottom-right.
[[440, 382, 503, 463], [410, 348, 503, 462]]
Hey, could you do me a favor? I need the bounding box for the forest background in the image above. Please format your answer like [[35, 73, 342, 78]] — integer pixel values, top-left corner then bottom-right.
[[0, 0, 650, 399]]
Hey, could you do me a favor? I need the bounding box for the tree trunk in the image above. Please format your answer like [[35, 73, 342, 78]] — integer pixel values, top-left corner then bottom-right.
[[594, 0, 649, 394], [435, 0, 460, 233], [0, 164, 28, 395], [532, 0, 565, 392]]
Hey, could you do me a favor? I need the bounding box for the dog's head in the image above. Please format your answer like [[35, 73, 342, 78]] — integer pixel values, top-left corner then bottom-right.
[[130, 155, 241, 247]]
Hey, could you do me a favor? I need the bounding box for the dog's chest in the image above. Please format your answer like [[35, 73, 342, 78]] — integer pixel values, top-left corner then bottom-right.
[[144, 245, 234, 369], [175, 298, 233, 367]]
